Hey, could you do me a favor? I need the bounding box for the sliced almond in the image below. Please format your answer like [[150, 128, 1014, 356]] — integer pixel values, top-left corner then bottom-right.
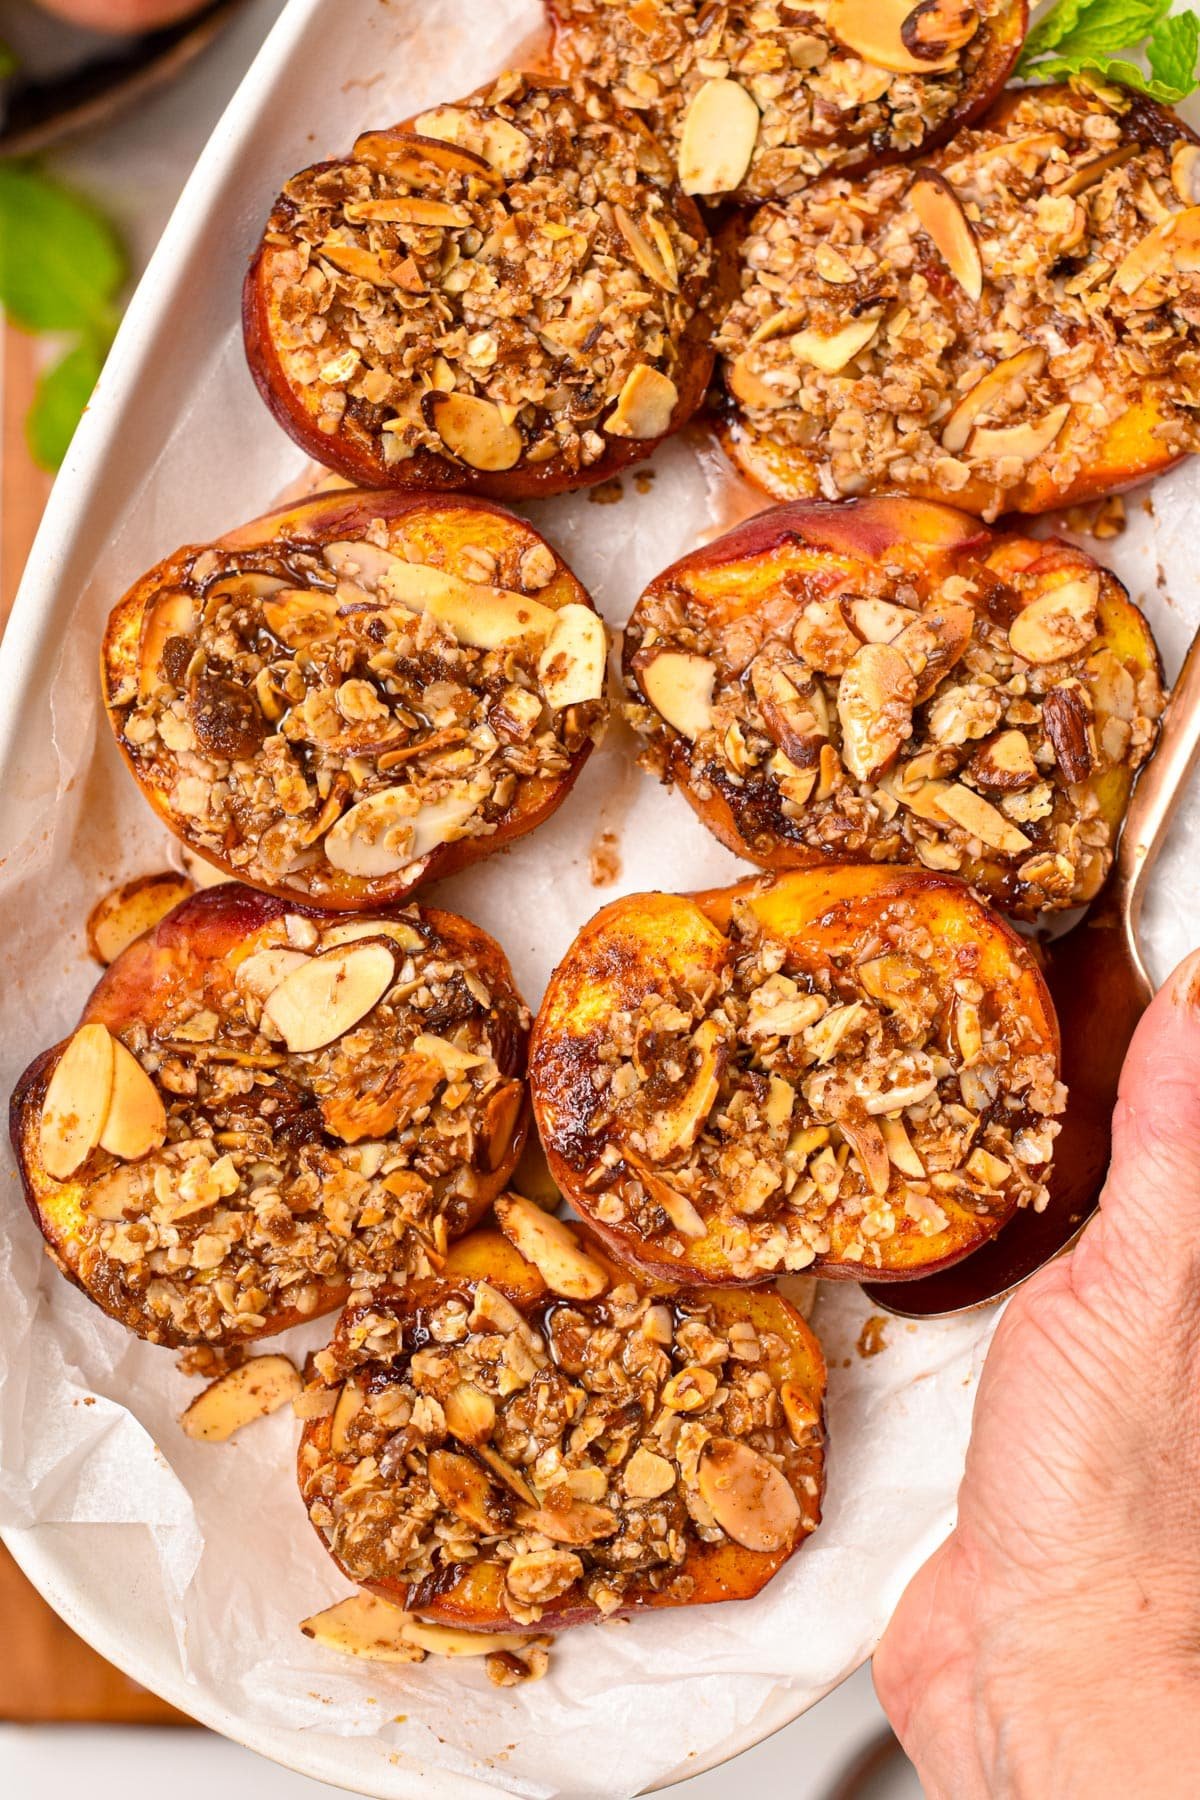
[[791, 314, 881, 375], [1042, 680, 1094, 784], [1172, 144, 1200, 207], [380, 560, 554, 648], [318, 242, 405, 287], [677, 78, 760, 196], [538, 604, 608, 709], [968, 404, 1070, 466], [613, 205, 677, 292], [299, 1593, 424, 1664], [1112, 206, 1200, 296], [640, 650, 716, 739], [842, 1119, 891, 1198], [828, 0, 959, 73], [428, 1447, 498, 1530], [324, 785, 479, 879], [330, 1382, 366, 1455], [137, 588, 196, 700], [941, 346, 1046, 454], [87, 873, 194, 966], [793, 597, 861, 676], [631, 1161, 708, 1238], [354, 130, 501, 189], [880, 1115, 926, 1178], [425, 391, 522, 471], [412, 107, 532, 178], [180, 1355, 302, 1442], [411, 1032, 486, 1076], [476, 1443, 540, 1507], [624, 1445, 676, 1500], [263, 942, 396, 1054], [261, 590, 340, 649], [344, 196, 469, 228], [98, 1040, 166, 1162], [842, 597, 916, 645], [727, 352, 783, 411], [752, 655, 829, 766], [320, 919, 425, 952], [780, 1380, 820, 1443], [910, 171, 982, 302], [481, 1080, 525, 1174], [837, 642, 916, 783], [661, 1366, 719, 1412], [234, 946, 310, 1004], [967, 1145, 1011, 1187], [494, 1192, 609, 1300], [765, 1074, 796, 1130], [967, 729, 1038, 791], [955, 994, 983, 1064], [643, 1018, 727, 1162], [606, 364, 678, 439], [697, 1438, 801, 1553], [444, 1381, 496, 1445], [84, 1166, 139, 1222], [40, 1023, 116, 1181], [516, 1500, 618, 1545], [935, 783, 1032, 854], [1008, 577, 1098, 665], [900, 0, 980, 59], [1059, 144, 1139, 197], [399, 1618, 533, 1658]]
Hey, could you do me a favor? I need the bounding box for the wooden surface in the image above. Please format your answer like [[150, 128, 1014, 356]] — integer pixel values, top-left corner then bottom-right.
[[1, 319, 188, 1726]]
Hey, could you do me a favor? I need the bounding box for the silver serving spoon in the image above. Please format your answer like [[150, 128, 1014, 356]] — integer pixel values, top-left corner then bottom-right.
[[866, 622, 1200, 1320]]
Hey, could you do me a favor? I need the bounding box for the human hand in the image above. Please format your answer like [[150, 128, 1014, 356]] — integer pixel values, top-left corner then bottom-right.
[[31, 0, 207, 36], [874, 947, 1200, 1797]]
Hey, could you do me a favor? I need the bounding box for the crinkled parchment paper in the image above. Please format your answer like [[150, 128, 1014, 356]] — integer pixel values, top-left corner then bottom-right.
[[1, 3, 1198, 1793]]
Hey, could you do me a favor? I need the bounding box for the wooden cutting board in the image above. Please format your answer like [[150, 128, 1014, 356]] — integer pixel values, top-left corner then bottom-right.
[[1, 320, 187, 1726]]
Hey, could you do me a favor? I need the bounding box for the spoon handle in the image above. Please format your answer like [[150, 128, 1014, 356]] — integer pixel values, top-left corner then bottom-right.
[[1116, 624, 1200, 920]]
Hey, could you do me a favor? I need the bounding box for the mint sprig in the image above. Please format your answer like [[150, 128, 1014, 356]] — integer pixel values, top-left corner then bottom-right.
[[1017, 0, 1200, 102], [0, 163, 126, 471]]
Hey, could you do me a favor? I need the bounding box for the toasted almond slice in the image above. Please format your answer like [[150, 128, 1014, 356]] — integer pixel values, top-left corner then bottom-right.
[[1043, 680, 1094, 784], [263, 942, 396, 1054], [891, 603, 975, 703], [261, 590, 340, 648], [318, 241, 405, 287], [400, 1618, 533, 1658], [323, 784, 481, 879], [901, 0, 980, 59], [613, 205, 678, 292], [765, 1074, 796, 1130], [354, 129, 501, 188], [727, 351, 784, 410], [300, 1592, 424, 1663], [780, 1379, 820, 1442], [494, 1192, 609, 1299], [624, 1445, 676, 1500], [476, 1443, 540, 1506], [320, 919, 425, 952], [429, 1447, 498, 1529], [856, 953, 924, 1008], [1113, 206, 1200, 295], [137, 588, 196, 700], [516, 1500, 618, 1545], [941, 346, 1046, 454], [98, 1040, 167, 1162], [935, 783, 1032, 854], [643, 1018, 727, 1161], [677, 77, 760, 196], [955, 994, 983, 1064], [828, 0, 959, 73], [40, 1023, 116, 1181], [380, 560, 554, 648], [425, 390, 522, 471], [413, 107, 532, 178], [1059, 144, 1139, 197], [842, 1119, 891, 1198], [968, 404, 1070, 466], [1172, 144, 1200, 207], [631, 1160, 708, 1238], [791, 315, 881, 375], [842, 597, 917, 644], [880, 1115, 926, 1178], [967, 1146, 1011, 1187], [344, 197, 469, 228], [1008, 577, 1098, 665], [538, 603, 607, 709], [837, 642, 916, 783], [411, 1032, 487, 1076], [234, 946, 310, 1004], [967, 729, 1038, 791], [87, 873, 194, 966], [661, 1366, 719, 1412], [698, 1438, 801, 1552], [180, 1355, 302, 1442], [329, 1382, 366, 1455], [444, 1381, 497, 1445], [909, 170, 982, 302], [752, 656, 829, 765], [640, 650, 716, 739], [606, 364, 679, 439], [864, 1076, 938, 1115]]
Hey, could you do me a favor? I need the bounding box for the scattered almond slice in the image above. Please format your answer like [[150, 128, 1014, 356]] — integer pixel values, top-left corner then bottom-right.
[[967, 729, 1038, 791], [1008, 577, 1098, 665], [538, 604, 608, 709], [494, 1192, 609, 1299], [318, 242, 404, 287], [842, 597, 916, 644], [40, 1023, 116, 1181], [842, 1119, 891, 1197], [1172, 145, 1200, 207], [613, 205, 677, 292], [968, 404, 1070, 466], [837, 643, 916, 782], [234, 946, 310, 1004], [476, 1443, 540, 1506], [967, 1146, 1011, 1188], [1042, 680, 1094, 784], [319, 919, 425, 952], [429, 1447, 498, 1529], [662, 1366, 719, 1411], [827, 0, 960, 74], [444, 1381, 496, 1445], [606, 364, 679, 439], [624, 1445, 676, 1500], [910, 170, 982, 302], [263, 942, 396, 1054], [780, 1379, 820, 1442], [697, 1438, 801, 1552], [354, 131, 502, 190], [941, 346, 1046, 454], [324, 783, 484, 879], [137, 589, 196, 700], [643, 1018, 727, 1161], [1059, 144, 1139, 197], [330, 1382, 366, 1455], [935, 783, 1032, 854], [677, 78, 760, 196], [727, 352, 783, 410], [880, 1115, 926, 1178], [98, 1040, 167, 1162], [344, 196, 469, 228], [791, 315, 881, 375], [180, 1355, 302, 1442], [399, 1618, 534, 1658], [413, 106, 532, 178], [425, 390, 522, 471], [515, 1500, 618, 1546], [891, 604, 974, 703], [640, 650, 716, 739], [299, 1592, 425, 1663], [1112, 205, 1200, 296], [379, 560, 555, 649], [87, 873, 194, 966], [411, 1032, 487, 1076], [630, 1159, 708, 1238]]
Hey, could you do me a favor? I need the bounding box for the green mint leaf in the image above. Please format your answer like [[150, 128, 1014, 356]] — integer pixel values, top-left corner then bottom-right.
[[1148, 8, 1200, 93], [26, 339, 104, 471], [0, 163, 125, 337], [1021, 0, 1094, 61]]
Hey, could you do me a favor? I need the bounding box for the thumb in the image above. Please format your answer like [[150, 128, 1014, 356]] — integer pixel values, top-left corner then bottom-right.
[[1080, 946, 1200, 1285]]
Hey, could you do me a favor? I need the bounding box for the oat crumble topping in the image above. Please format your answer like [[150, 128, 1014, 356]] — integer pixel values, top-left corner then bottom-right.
[[718, 83, 1200, 514]]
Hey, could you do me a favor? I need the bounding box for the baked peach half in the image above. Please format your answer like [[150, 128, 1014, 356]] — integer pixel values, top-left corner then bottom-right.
[[243, 72, 716, 497], [718, 83, 1200, 516], [624, 497, 1164, 916], [10, 886, 529, 1347], [529, 865, 1063, 1285], [548, 0, 1025, 205], [102, 488, 607, 909], [297, 1220, 825, 1631]]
